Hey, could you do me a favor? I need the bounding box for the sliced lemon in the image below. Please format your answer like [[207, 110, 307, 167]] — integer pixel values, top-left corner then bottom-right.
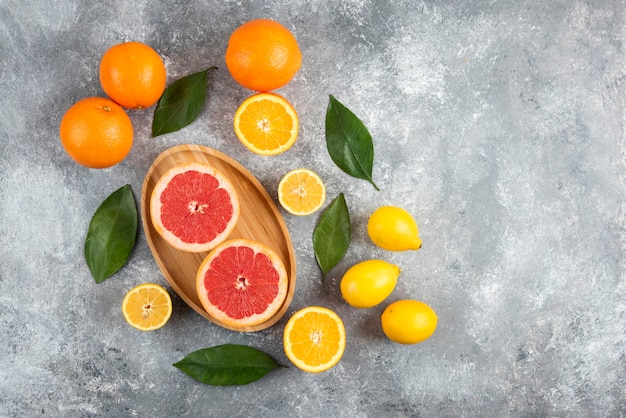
[[122, 283, 172, 331], [278, 168, 326, 216]]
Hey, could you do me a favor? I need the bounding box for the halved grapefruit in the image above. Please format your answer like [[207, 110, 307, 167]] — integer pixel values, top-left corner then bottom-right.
[[150, 162, 240, 252], [196, 238, 288, 329]]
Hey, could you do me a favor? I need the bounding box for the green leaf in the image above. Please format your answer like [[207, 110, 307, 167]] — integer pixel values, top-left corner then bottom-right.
[[325, 95, 380, 191], [84, 184, 137, 284], [152, 67, 217, 137], [313, 193, 351, 281], [173, 344, 282, 386]]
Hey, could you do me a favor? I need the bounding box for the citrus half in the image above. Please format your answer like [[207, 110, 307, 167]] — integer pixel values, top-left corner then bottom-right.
[[278, 168, 326, 216], [150, 163, 240, 252], [196, 239, 289, 329], [283, 306, 346, 373], [233, 92, 299, 155], [122, 283, 172, 331]]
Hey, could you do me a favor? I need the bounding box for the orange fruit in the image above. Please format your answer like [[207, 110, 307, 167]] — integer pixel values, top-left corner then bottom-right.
[[99, 41, 166, 109], [233, 92, 299, 155], [225, 19, 302, 92], [122, 283, 172, 331], [150, 163, 240, 252], [196, 239, 289, 329], [59, 96, 133, 168], [283, 306, 346, 373], [277, 168, 326, 215], [381, 300, 438, 344]]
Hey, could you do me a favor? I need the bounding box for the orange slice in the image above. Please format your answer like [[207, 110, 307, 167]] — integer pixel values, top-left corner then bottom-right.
[[278, 168, 326, 216], [283, 306, 346, 373], [122, 283, 172, 331], [233, 92, 299, 155]]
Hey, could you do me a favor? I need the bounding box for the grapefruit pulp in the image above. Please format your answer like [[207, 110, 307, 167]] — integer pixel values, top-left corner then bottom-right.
[[150, 163, 240, 252], [196, 238, 289, 329]]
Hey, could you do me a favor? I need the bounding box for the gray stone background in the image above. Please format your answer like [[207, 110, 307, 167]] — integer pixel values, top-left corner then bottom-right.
[[1, 0, 625, 416]]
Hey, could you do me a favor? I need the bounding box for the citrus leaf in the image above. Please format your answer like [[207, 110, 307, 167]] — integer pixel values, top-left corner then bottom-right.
[[313, 193, 351, 281], [152, 67, 217, 137], [84, 184, 137, 284], [173, 344, 282, 386], [325, 95, 380, 191]]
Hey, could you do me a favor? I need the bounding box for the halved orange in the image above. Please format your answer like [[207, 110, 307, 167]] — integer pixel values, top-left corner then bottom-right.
[[283, 306, 346, 373], [278, 168, 326, 216], [122, 283, 172, 331], [233, 92, 299, 155]]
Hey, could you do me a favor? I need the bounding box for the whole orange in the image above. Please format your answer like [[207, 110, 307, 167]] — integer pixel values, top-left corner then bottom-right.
[[59, 97, 133, 169], [225, 19, 302, 92], [99, 41, 166, 109]]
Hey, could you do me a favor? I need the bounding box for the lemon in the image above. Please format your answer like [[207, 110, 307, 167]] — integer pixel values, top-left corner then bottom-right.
[[340, 260, 400, 308], [122, 283, 172, 331], [367, 206, 422, 251], [381, 300, 437, 344], [278, 168, 326, 216]]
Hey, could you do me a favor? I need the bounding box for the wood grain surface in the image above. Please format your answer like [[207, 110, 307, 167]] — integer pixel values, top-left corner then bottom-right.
[[140, 144, 296, 332]]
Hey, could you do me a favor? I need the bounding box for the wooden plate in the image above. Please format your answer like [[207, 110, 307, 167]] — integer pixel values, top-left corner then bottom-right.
[[140, 144, 296, 332]]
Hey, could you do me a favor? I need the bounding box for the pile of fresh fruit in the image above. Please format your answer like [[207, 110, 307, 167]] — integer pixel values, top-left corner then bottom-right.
[[60, 18, 437, 385]]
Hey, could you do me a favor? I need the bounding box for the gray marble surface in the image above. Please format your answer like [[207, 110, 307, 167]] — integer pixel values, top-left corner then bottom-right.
[[1, 0, 625, 416]]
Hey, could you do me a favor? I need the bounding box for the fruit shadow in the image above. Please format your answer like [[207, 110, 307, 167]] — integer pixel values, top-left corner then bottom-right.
[[350, 305, 387, 342]]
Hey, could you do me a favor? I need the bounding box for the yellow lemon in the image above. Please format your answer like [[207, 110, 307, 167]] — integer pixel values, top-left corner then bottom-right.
[[367, 206, 422, 251], [278, 168, 326, 216], [381, 300, 437, 344], [122, 283, 172, 331], [340, 260, 400, 308]]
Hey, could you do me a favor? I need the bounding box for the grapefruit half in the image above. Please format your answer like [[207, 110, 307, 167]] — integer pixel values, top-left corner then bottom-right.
[[196, 238, 289, 329], [150, 163, 240, 252]]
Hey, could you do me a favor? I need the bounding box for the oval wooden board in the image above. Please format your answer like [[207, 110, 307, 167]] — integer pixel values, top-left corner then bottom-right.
[[140, 144, 296, 332]]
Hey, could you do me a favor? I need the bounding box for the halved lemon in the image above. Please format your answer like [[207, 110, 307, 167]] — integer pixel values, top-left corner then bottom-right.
[[122, 283, 172, 331], [278, 168, 326, 216], [233, 92, 299, 155], [283, 306, 346, 373]]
